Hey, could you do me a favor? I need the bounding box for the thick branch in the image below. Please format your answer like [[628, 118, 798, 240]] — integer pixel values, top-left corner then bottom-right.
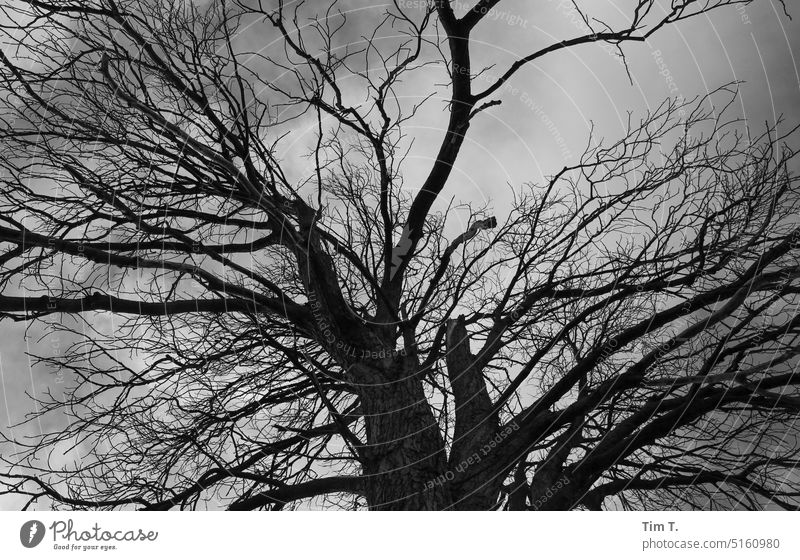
[[227, 476, 365, 510]]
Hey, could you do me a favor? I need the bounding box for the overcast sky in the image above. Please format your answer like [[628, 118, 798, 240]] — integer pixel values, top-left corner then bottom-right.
[[1, 0, 799, 510]]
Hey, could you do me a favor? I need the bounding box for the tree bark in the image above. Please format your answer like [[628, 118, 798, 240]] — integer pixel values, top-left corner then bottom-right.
[[445, 316, 501, 510], [354, 356, 452, 510]]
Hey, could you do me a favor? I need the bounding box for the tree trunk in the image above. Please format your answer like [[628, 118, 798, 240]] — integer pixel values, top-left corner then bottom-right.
[[355, 356, 452, 510], [445, 316, 502, 510]]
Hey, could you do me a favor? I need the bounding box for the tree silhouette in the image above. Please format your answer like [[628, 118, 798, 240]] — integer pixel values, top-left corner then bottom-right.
[[1, 0, 799, 510]]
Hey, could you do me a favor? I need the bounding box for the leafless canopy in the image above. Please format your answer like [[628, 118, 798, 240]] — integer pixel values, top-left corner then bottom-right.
[[1, 0, 799, 510]]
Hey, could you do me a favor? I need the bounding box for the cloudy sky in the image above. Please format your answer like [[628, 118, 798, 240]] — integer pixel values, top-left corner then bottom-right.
[[1, 0, 798, 509]]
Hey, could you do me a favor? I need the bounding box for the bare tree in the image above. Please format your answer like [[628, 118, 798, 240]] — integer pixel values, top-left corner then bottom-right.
[[1, 0, 799, 511]]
